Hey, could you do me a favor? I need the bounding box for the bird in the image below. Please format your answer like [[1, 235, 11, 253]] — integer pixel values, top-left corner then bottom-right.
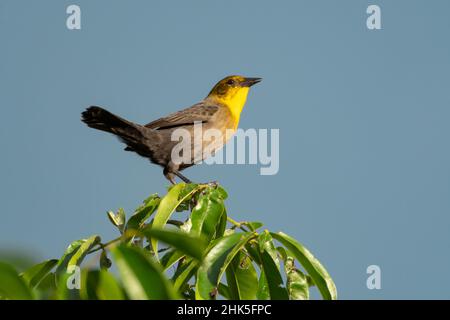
[[81, 75, 261, 184]]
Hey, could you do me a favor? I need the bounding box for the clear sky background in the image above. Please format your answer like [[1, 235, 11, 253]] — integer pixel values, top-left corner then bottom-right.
[[1, 1, 449, 299]]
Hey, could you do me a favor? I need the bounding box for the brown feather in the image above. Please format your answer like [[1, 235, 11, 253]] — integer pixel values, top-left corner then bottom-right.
[[145, 102, 219, 130]]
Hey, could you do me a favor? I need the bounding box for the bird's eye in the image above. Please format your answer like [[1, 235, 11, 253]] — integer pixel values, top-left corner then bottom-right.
[[226, 79, 235, 86]]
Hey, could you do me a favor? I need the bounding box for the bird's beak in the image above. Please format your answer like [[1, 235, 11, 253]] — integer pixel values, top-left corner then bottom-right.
[[241, 77, 262, 87]]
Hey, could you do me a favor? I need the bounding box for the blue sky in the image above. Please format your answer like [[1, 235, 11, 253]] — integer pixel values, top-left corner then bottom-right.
[[1, 1, 450, 299]]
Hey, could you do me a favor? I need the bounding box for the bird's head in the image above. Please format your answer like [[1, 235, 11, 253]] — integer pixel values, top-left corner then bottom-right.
[[206, 75, 261, 123]]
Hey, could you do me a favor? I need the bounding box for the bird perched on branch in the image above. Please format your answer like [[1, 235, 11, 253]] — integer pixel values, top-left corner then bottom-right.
[[81, 75, 261, 184]]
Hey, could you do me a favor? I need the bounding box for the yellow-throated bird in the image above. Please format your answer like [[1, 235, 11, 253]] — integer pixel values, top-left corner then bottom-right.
[[81, 75, 261, 184]]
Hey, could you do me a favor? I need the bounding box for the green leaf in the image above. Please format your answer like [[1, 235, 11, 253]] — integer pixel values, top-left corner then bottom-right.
[[55, 236, 100, 294], [196, 232, 256, 300], [80, 270, 124, 300], [225, 252, 258, 300], [35, 272, 57, 299], [126, 194, 160, 231], [80, 270, 99, 300], [55, 236, 102, 300], [245, 241, 261, 265], [141, 227, 207, 260], [96, 271, 124, 300], [0, 262, 34, 299], [56, 272, 80, 300], [278, 247, 311, 299], [256, 270, 270, 300], [271, 232, 337, 300], [172, 258, 198, 292], [56, 239, 85, 276], [152, 183, 202, 259], [256, 231, 288, 299], [218, 283, 231, 299], [107, 208, 126, 233], [245, 221, 264, 232], [21, 259, 58, 289], [111, 244, 179, 300], [67, 235, 101, 268], [258, 230, 279, 267], [215, 208, 228, 239], [214, 185, 228, 199], [259, 249, 289, 300], [276, 246, 288, 262], [285, 257, 309, 300], [176, 183, 199, 211], [160, 249, 184, 270], [190, 190, 226, 242]]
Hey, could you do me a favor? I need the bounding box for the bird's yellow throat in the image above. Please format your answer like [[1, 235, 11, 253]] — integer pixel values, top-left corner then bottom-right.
[[209, 87, 250, 127]]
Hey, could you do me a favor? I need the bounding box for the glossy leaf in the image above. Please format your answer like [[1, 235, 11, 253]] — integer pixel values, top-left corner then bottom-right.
[[96, 271, 124, 300], [35, 272, 57, 299], [141, 227, 207, 260], [214, 185, 228, 200], [176, 183, 199, 212], [67, 235, 101, 268], [190, 190, 226, 241], [245, 221, 264, 232], [125, 194, 160, 231], [0, 262, 34, 299], [285, 257, 309, 300], [56, 237, 99, 300], [196, 232, 255, 300], [160, 249, 184, 270], [259, 249, 289, 300], [218, 283, 231, 299], [256, 270, 270, 300], [215, 208, 228, 240], [56, 272, 79, 300], [21, 259, 58, 289], [225, 252, 258, 300], [107, 208, 126, 233], [152, 183, 201, 259], [258, 230, 279, 267], [271, 232, 337, 300], [172, 258, 198, 292], [276, 246, 288, 262], [80, 270, 124, 300], [245, 241, 262, 265], [111, 244, 179, 300], [56, 239, 85, 276]]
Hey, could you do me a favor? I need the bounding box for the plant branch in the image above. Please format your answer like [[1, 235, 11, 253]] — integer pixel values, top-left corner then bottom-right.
[[227, 216, 250, 232]]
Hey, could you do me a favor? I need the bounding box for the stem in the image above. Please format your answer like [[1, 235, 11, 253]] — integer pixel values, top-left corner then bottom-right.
[[227, 216, 249, 232], [87, 235, 123, 254]]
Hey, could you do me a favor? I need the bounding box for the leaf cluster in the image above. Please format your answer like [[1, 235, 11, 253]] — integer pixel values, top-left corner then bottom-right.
[[0, 183, 336, 300]]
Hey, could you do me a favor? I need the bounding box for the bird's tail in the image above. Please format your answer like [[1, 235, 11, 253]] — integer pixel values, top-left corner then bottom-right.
[[81, 106, 145, 146]]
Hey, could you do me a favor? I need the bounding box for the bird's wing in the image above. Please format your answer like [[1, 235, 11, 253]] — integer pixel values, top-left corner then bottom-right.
[[144, 102, 219, 130]]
